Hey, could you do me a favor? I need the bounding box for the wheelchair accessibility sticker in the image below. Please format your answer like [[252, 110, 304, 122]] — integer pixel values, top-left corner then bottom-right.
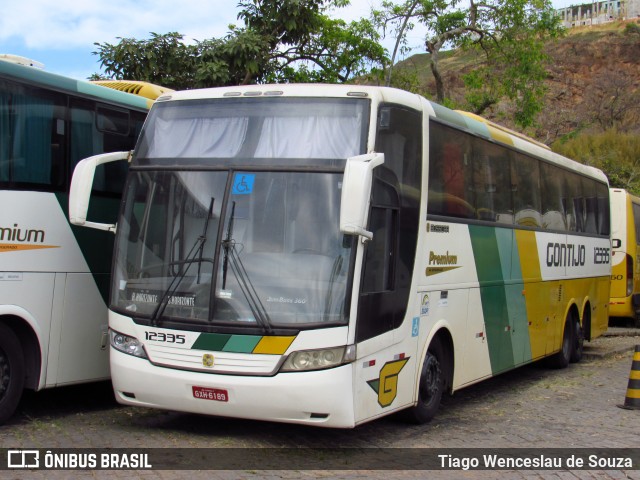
[[232, 174, 255, 195]]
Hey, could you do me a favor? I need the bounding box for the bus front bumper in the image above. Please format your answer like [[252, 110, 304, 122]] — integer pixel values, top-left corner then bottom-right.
[[110, 348, 356, 428]]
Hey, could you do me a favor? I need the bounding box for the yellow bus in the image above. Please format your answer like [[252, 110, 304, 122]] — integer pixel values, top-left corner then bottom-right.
[[610, 188, 640, 327]]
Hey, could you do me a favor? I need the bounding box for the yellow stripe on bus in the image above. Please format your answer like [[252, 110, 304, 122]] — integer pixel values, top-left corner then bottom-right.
[[253, 336, 296, 355]]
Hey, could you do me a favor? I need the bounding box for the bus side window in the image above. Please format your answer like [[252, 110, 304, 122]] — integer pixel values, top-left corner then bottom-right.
[[596, 181, 610, 236], [471, 149, 512, 224], [0, 84, 64, 188], [512, 152, 542, 228], [428, 123, 475, 219], [541, 163, 567, 231]]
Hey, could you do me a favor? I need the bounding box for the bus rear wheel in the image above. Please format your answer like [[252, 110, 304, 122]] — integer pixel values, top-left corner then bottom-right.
[[0, 323, 25, 424], [407, 338, 445, 424], [547, 315, 572, 369], [570, 317, 583, 363]]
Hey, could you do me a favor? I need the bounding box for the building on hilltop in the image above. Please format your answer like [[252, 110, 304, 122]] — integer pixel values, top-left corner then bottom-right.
[[557, 0, 640, 28]]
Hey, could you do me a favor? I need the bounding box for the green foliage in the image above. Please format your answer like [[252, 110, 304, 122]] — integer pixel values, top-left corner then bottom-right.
[[552, 129, 640, 195], [624, 21, 640, 36], [93, 0, 386, 89], [374, 0, 563, 128], [460, 0, 564, 128]]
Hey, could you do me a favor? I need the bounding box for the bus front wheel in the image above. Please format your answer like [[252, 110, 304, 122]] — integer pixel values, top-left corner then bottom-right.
[[0, 323, 25, 424], [407, 338, 445, 424]]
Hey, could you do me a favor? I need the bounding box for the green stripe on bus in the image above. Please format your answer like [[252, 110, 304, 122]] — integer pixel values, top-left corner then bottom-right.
[[191, 333, 296, 355], [222, 335, 262, 353], [470, 225, 534, 373], [469, 225, 514, 374], [191, 333, 295, 354], [501, 230, 533, 365], [192, 334, 233, 351]]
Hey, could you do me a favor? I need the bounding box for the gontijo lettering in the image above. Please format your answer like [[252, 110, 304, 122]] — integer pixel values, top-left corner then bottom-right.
[[546, 242, 586, 267]]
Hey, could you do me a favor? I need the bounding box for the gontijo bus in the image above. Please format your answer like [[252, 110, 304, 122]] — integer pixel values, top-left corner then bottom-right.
[[609, 188, 640, 327], [69, 85, 611, 427], [0, 55, 168, 423]]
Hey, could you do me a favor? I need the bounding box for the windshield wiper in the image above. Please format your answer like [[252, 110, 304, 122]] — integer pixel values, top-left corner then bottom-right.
[[224, 242, 273, 335], [222, 201, 235, 290], [197, 198, 215, 284], [220, 200, 273, 334], [150, 197, 214, 326]]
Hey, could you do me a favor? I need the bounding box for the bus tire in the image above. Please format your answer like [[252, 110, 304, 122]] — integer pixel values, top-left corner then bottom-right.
[[570, 316, 583, 363], [547, 316, 571, 369], [0, 323, 25, 424], [407, 338, 445, 424]]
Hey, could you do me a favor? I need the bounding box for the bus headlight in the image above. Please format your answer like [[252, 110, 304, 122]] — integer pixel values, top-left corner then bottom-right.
[[110, 329, 148, 359], [280, 345, 356, 372]]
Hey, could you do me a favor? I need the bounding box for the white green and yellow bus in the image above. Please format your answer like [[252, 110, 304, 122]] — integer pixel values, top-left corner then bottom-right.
[[70, 85, 611, 428], [0, 56, 166, 423], [609, 188, 640, 327]]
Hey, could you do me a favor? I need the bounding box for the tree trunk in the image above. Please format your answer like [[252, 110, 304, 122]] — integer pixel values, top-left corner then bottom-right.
[[429, 50, 445, 103]]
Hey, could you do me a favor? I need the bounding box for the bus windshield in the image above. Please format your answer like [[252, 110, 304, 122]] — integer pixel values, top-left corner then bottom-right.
[[112, 170, 352, 329], [111, 96, 368, 329]]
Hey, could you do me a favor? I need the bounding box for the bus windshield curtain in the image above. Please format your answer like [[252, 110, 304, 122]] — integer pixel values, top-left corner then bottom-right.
[[147, 117, 248, 159], [254, 116, 360, 159], [143, 115, 360, 160], [0, 91, 53, 184]]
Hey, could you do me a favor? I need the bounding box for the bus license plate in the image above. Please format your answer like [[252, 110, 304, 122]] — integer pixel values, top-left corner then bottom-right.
[[192, 386, 228, 402]]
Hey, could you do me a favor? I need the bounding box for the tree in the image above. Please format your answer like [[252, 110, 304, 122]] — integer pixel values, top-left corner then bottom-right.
[[552, 129, 640, 195], [373, 0, 563, 127], [92, 0, 386, 89]]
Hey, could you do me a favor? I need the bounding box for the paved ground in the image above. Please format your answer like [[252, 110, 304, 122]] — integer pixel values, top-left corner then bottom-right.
[[1, 329, 639, 479]]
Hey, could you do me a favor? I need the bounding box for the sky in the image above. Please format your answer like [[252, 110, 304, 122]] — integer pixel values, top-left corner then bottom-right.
[[0, 0, 578, 81]]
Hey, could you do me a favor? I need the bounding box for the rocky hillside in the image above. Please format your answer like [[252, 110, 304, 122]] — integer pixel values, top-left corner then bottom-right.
[[392, 20, 640, 144]]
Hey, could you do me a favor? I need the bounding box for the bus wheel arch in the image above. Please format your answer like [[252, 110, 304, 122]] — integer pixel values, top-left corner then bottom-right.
[[406, 328, 454, 424], [0, 317, 42, 424], [547, 306, 579, 369]]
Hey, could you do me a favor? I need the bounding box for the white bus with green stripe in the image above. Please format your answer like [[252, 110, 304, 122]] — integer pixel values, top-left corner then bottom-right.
[[0, 56, 160, 423], [70, 85, 611, 428]]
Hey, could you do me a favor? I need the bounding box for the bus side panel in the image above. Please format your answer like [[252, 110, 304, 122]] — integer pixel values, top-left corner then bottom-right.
[[0, 191, 107, 387], [0, 272, 55, 386], [469, 226, 534, 374], [353, 329, 420, 424], [535, 231, 611, 345], [514, 230, 552, 359], [54, 273, 109, 385], [420, 222, 494, 389]]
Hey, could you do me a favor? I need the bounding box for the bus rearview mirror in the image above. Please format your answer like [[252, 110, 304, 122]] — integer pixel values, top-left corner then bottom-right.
[[339, 152, 384, 240], [69, 151, 131, 233]]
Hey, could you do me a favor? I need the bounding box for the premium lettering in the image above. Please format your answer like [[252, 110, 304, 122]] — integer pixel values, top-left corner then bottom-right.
[[429, 251, 458, 265], [0, 223, 45, 243]]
